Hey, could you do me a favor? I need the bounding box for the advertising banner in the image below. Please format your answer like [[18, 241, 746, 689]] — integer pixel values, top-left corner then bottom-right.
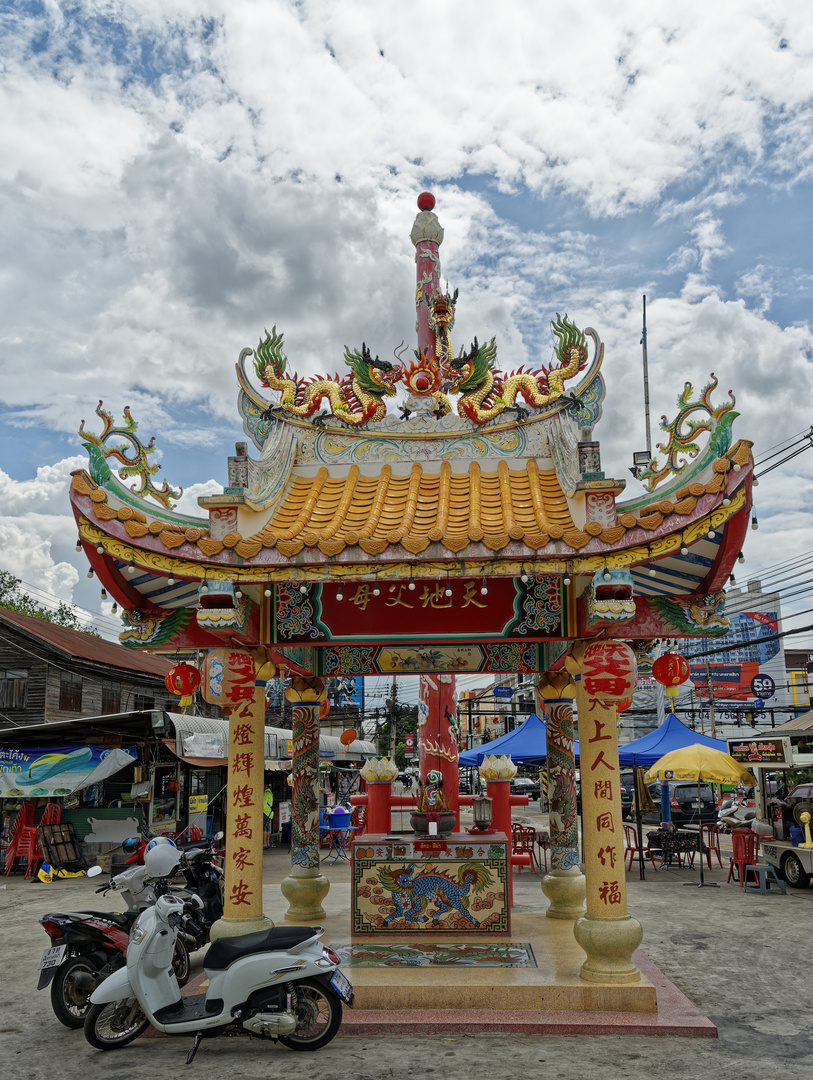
[[0, 745, 137, 797]]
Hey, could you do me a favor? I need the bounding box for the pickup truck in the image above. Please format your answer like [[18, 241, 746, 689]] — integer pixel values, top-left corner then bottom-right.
[[760, 839, 813, 889]]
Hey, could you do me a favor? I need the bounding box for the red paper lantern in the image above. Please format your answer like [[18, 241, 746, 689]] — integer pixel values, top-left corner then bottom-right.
[[581, 641, 637, 705], [165, 663, 201, 696], [652, 653, 690, 701], [616, 696, 633, 713], [651, 653, 690, 688], [320, 698, 331, 719]]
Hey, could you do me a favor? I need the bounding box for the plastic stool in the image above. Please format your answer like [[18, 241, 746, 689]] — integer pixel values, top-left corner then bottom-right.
[[743, 864, 786, 895]]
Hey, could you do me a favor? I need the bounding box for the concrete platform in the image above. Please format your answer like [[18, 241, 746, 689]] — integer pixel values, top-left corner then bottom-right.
[[316, 912, 658, 1014]]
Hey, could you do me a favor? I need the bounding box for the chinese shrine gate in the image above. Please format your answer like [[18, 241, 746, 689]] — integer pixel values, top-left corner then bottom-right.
[[70, 193, 752, 987]]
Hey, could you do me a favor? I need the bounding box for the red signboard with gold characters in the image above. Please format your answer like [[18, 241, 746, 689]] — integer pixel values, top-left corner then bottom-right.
[[268, 576, 568, 645]]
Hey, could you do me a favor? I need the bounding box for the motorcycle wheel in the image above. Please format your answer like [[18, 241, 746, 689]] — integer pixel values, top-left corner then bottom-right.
[[278, 979, 342, 1051], [84, 998, 149, 1049], [782, 852, 811, 889], [50, 956, 101, 1028], [172, 937, 190, 987]]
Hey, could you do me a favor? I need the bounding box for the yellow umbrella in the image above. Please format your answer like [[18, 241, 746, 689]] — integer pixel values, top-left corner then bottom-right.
[[644, 744, 756, 787], [644, 744, 756, 889]]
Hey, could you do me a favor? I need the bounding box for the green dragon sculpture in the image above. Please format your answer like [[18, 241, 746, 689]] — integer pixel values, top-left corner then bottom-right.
[[444, 314, 589, 423], [253, 326, 398, 426]]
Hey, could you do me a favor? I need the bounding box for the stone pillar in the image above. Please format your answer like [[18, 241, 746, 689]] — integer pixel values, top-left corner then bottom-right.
[[418, 673, 459, 827], [568, 642, 643, 983], [535, 673, 585, 920], [280, 675, 330, 923], [201, 648, 275, 941]]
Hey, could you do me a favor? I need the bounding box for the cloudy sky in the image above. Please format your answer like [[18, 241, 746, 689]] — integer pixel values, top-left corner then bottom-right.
[[2, 1, 813, 653]]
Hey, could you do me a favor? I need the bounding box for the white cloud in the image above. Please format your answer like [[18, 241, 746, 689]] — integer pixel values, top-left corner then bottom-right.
[[2, 1, 813, 644]]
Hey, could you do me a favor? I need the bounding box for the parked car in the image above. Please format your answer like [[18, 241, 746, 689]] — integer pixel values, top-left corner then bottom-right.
[[640, 781, 717, 827], [510, 776, 540, 801], [619, 771, 635, 820]]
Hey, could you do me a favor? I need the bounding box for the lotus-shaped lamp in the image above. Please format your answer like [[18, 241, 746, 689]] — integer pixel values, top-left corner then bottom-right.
[[360, 757, 399, 783], [478, 755, 518, 781]]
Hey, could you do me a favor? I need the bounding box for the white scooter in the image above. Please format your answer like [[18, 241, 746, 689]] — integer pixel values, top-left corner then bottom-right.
[[84, 844, 353, 1061]]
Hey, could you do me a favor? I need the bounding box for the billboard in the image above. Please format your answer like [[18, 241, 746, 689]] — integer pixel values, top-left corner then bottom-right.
[[685, 607, 785, 709]]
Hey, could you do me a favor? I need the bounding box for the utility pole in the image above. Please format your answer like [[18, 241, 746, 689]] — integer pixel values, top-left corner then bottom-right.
[[641, 294, 652, 461], [388, 674, 397, 759], [706, 662, 717, 739]]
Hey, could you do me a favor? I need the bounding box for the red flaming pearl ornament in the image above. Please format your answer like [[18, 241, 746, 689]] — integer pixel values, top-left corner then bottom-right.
[[417, 191, 436, 211], [164, 663, 201, 697]]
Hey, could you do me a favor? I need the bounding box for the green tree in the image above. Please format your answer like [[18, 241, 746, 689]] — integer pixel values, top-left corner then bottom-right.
[[0, 571, 99, 636]]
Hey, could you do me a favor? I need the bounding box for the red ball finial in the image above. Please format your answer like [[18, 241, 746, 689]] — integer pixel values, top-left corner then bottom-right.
[[417, 191, 436, 211]]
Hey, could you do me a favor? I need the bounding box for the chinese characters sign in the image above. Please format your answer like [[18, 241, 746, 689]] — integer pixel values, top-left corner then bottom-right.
[[269, 577, 566, 645]]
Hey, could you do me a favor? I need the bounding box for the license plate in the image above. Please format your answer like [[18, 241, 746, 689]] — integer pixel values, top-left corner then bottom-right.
[[330, 968, 354, 1007], [691, 801, 702, 808], [39, 945, 67, 970]]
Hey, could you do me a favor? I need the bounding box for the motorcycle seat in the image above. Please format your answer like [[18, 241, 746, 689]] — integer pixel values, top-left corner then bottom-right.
[[51, 910, 136, 929], [205, 925, 321, 970]]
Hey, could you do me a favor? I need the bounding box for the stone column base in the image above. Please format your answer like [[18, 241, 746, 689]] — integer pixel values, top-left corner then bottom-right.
[[541, 868, 586, 919], [280, 873, 330, 923], [209, 912, 274, 942], [573, 913, 643, 983]]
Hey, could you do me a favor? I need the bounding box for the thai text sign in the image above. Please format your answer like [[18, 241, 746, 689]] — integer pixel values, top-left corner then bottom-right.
[[726, 736, 793, 768]]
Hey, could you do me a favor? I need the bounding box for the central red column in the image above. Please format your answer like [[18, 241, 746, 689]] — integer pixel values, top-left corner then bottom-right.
[[418, 673, 459, 827]]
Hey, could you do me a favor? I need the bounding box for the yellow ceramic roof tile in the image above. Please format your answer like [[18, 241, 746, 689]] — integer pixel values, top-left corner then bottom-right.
[[248, 456, 576, 554]]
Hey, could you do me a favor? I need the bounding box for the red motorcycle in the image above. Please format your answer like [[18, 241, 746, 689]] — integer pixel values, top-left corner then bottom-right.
[[37, 863, 193, 1028]]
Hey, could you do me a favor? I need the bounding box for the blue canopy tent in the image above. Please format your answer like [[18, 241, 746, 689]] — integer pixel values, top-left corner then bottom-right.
[[617, 712, 727, 769], [618, 711, 728, 832], [459, 712, 580, 766]]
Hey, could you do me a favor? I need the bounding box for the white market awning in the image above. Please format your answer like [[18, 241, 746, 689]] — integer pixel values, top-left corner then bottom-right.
[[164, 713, 375, 767]]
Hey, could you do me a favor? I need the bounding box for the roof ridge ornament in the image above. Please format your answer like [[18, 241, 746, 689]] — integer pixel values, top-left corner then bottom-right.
[[78, 401, 182, 510], [637, 374, 739, 492]]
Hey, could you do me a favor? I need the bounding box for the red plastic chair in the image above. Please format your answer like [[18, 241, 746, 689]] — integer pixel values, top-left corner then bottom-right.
[[4, 801, 37, 876], [511, 824, 536, 873], [728, 828, 759, 886], [624, 823, 658, 872], [699, 823, 723, 870], [40, 802, 62, 826]]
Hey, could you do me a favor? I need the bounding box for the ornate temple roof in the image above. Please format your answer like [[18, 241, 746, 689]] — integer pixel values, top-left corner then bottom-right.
[[68, 192, 753, 654]]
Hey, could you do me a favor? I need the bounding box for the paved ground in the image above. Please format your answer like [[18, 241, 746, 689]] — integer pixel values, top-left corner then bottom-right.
[[2, 800, 811, 1080]]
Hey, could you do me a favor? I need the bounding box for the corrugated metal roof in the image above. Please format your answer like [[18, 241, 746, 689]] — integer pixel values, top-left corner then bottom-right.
[[165, 713, 375, 763], [0, 608, 172, 678]]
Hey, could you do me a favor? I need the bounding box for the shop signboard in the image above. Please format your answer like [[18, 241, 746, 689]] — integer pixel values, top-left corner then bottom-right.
[[726, 736, 793, 768]]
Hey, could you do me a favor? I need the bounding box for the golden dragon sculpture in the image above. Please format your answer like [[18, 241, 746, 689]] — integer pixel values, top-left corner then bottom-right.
[[253, 326, 398, 426], [444, 313, 589, 424]]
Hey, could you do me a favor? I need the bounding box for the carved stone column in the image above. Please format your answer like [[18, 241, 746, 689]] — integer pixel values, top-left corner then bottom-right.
[[280, 675, 330, 923], [535, 672, 585, 919], [202, 648, 275, 941], [567, 642, 643, 983]]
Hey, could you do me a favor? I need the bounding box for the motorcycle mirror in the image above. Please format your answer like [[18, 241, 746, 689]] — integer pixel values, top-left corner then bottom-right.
[[87, 865, 104, 878], [214, 831, 225, 841]]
